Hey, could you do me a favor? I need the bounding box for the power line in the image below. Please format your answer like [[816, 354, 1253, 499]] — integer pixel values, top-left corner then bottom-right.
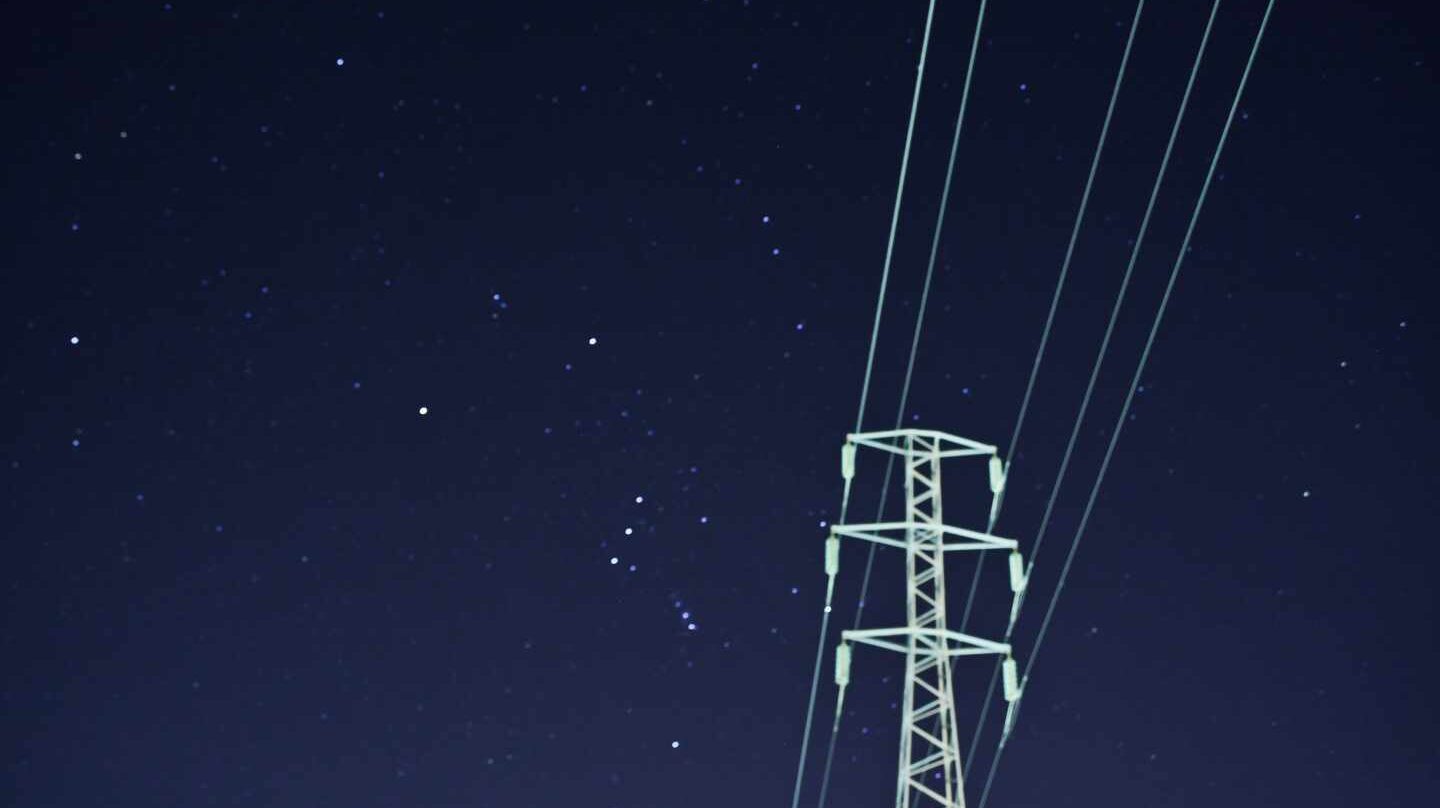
[[788, 4, 940, 808], [956, 0, 1146, 640], [975, 0, 1227, 789], [961, 0, 1149, 769], [975, 2, 1276, 805], [813, 4, 992, 808]]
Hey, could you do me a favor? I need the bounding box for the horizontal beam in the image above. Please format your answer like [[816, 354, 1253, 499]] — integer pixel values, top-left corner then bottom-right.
[[910, 750, 948, 776], [841, 626, 1011, 657], [832, 521, 1018, 551], [941, 541, 1014, 551], [851, 434, 993, 460], [845, 635, 908, 654], [906, 776, 953, 807], [849, 428, 997, 455]]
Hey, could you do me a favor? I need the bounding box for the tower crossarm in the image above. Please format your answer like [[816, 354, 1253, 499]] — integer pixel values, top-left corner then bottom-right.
[[831, 521, 1017, 552], [848, 428, 995, 458], [842, 627, 1011, 658]]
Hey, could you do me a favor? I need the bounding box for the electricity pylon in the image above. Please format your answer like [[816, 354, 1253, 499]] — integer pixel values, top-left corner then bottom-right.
[[826, 429, 1026, 808]]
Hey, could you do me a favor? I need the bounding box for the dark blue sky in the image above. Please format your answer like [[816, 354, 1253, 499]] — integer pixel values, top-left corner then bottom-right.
[[3, 1, 1435, 806]]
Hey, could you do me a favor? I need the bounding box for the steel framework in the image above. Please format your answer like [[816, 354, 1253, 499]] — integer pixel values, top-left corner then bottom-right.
[[827, 429, 1026, 808]]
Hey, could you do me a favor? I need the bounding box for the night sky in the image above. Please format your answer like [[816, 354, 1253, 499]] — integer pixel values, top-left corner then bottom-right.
[[3, 1, 1436, 806]]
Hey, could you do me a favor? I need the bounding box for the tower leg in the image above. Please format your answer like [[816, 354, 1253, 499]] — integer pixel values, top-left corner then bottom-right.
[[893, 434, 966, 808]]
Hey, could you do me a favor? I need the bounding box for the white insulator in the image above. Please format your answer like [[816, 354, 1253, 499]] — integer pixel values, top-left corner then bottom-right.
[[1002, 656, 1020, 702], [1008, 552, 1026, 593], [988, 454, 1006, 494], [841, 442, 856, 480], [835, 643, 851, 687], [825, 536, 840, 577]]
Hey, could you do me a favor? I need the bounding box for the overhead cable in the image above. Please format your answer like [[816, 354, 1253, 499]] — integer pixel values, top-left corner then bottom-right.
[[975, 2, 1276, 805], [812, 4, 993, 808], [789, 4, 940, 808]]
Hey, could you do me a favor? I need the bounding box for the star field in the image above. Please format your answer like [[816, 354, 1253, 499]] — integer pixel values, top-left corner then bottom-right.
[[2, 1, 1437, 807]]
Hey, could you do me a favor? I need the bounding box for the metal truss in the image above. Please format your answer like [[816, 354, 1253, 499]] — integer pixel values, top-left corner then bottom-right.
[[826, 429, 1026, 808]]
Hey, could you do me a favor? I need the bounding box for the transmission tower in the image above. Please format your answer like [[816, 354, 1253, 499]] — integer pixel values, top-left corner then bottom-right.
[[826, 429, 1025, 808]]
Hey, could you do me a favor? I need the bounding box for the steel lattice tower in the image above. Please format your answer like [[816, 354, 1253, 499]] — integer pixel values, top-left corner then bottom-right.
[[826, 429, 1026, 808]]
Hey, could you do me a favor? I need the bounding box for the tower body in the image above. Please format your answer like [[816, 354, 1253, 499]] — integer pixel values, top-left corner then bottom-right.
[[894, 432, 966, 807], [829, 429, 1024, 808]]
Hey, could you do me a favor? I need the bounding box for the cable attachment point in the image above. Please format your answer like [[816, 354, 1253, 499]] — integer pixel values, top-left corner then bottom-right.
[[1001, 659, 1023, 738], [832, 641, 852, 723], [1007, 552, 1027, 593], [987, 454, 1006, 494], [1001, 656, 1021, 702], [824, 533, 841, 607], [987, 455, 1008, 527], [1002, 677, 1026, 741]]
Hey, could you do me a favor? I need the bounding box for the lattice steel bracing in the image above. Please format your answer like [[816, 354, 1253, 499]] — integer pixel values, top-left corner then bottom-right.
[[826, 430, 1026, 808]]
